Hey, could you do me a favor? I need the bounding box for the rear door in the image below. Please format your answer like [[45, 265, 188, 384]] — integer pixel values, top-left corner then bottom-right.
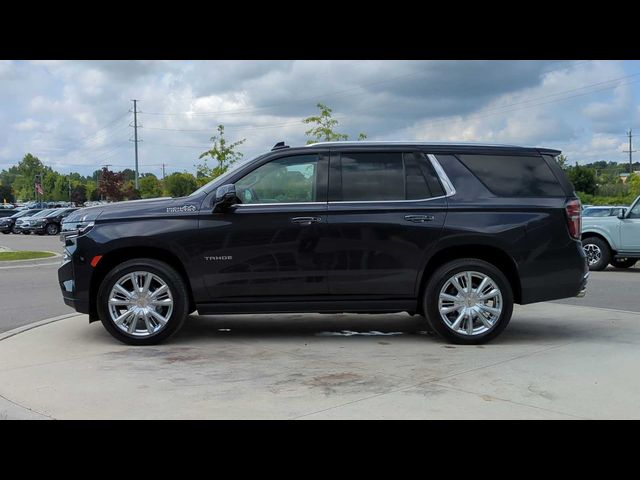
[[326, 148, 448, 297]]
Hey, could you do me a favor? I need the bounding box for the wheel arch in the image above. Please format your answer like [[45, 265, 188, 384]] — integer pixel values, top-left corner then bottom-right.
[[417, 244, 522, 311], [581, 231, 614, 252], [88, 246, 196, 322]]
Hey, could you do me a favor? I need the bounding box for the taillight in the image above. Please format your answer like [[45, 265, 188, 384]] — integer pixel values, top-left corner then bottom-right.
[[565, 198, 581, 240]]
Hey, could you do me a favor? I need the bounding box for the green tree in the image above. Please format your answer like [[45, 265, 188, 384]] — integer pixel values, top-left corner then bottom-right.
[[629, 173, 640, 198], [568, 163, 597, 195], [197, 124, 246, 182], [302, 102, 367, 144], [556, 154, 569, 170], [0, 183, 14, 203], [139, 174, 163, 198], [163, 172, 198, 197], [70, 184, 87, 205]]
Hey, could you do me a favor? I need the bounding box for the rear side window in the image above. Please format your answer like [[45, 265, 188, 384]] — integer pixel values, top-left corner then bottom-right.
[[457, 154, 565, 196], [336, 151, 444, 201]]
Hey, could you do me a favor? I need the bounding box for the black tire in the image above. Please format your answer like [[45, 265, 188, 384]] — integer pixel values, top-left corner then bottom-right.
[[11, 227, 18, 234], [1, 230, 9, 234], [582, 237, 611, 271], [46, 223, 59, 235], [610, 257, 637, 269], [22, 231, 30, 235], [97, 259, 190, 345], [423, 258, 514, 345]]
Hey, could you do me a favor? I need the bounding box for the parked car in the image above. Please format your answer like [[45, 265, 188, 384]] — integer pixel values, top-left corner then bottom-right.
[[14, 208, 57, 234], [2, 208, 44, 234], [59, 141, 588, 346], [27, 207, 78, 236], [582, 206, 627, 218], [582, 196, 640, 270], [0, 208, 17, 218]]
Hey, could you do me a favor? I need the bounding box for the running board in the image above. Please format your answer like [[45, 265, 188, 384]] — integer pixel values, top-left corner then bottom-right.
[[197, 299, 418, 315]]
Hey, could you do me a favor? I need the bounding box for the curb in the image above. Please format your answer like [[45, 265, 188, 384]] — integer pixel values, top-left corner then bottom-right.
[[0, 313, 83, 342]]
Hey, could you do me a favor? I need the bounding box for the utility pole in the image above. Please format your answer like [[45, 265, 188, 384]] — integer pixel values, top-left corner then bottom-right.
[[162, 163, 166, 180], [623, 129, 636, 175], [131, 99, 140, 190]]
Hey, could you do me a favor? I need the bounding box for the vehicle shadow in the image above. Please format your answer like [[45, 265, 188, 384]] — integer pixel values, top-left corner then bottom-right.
[[603, 266, 640, 274], [166, 311, 603, 346]]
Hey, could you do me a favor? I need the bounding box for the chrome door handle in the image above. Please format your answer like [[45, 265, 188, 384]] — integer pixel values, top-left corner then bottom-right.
[[404, 214, 435, 223], [291, 216, 322, 225]]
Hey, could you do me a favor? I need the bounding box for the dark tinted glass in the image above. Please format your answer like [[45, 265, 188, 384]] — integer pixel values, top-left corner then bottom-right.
[[340, 152, 404, 201], [457, 154, 565, 196], [339, 152, 443, 201]]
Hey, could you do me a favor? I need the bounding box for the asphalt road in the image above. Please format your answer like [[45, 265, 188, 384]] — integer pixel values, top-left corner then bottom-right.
[[0, 234, 639, 333]]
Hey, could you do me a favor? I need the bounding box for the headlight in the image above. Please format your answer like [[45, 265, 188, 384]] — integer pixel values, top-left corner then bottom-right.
[[61, 221, 94, 237]]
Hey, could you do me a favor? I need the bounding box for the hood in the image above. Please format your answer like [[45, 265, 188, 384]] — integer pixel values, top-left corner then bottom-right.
[[64, 195, 207, 224]]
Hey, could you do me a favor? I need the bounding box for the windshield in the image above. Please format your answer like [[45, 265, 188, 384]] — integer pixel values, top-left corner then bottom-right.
[[31, 209, 55, 219], [10, 210, 29, 219], [45, 208, 64, 217], [188, 153, 270, 198]]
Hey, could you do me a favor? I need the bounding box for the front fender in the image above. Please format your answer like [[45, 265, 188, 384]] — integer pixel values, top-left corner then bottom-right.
[[582, 223, 619, 250]]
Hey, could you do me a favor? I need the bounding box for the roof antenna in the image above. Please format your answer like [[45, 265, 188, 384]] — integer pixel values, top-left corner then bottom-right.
[[271, 141, 289, 151]]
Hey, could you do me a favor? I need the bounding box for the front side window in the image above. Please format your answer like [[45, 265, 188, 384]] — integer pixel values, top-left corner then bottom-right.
[[235, 154, 319, 204], [629, 201, 640, 219]]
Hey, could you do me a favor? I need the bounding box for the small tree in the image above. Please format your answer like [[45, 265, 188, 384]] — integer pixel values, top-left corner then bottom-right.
[[197, 125, 246, 181], [568, 163, 596, 195], [139, 174, 163, 199], [163, 172, 198, 197], [97, 167, 126, 202], [556, 154, 569, 170], [70, 184, 87, 205], [302, 102, 367, 144]]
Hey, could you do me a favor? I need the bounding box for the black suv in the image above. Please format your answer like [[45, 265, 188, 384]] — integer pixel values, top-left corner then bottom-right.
[[59, 142, 587, 345], [28, 207, 78, 235], [0, 209, 43, 234]]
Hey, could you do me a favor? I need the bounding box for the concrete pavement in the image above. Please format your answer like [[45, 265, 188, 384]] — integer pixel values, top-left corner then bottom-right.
[[1, 302, 639, 419]]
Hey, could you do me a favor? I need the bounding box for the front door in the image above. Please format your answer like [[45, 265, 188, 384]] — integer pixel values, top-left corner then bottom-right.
[[198, 153, 331, 300], [620, 198, 640, 251]]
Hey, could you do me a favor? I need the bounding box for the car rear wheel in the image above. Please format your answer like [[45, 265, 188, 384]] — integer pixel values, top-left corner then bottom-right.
[[582, 237, 611, 271], [46, 223, 59, 235], [610, 257, 637, 269], [97, 259, 190, 345], [423, 258, 514, 345]]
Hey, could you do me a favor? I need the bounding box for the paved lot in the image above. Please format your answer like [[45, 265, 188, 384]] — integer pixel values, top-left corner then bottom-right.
[[1, 235, 640, 419], [1, 302, 639, 419], [0, 235, 71, 333]]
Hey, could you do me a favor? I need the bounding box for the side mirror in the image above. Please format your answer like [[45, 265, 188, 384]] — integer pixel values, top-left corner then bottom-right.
[[213, 184, 239, 213], [618, 211, 626, 219]]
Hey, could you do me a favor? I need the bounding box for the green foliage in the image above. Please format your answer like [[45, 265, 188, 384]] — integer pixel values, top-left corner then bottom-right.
[[567, 164, 596, 195], [302, 103, 369, 145], [0, 183, 14, 203], [163, 172, 198, 197], [197, 125, 246, 182], [139, 174, 163, 199], [556, 154, 569, 170]]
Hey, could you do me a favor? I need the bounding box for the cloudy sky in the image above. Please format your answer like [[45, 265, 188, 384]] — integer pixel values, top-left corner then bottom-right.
[[1, 60, 640, 178]]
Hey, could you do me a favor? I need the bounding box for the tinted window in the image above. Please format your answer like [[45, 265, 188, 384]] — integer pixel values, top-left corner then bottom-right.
[[457, 154, 565, 196], [235, 154, 319, 204], [629, 202, 640, 219], [338, 152, 443, 201]]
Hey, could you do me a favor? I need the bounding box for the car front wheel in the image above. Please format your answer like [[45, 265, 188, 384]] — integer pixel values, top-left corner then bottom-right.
[[423, 258, 514, 345], [97, 259, 190, 345], [46, 223, 59, 235]]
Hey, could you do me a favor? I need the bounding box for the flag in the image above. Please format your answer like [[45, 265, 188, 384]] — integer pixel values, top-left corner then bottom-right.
[[35, 182, 43, 195]]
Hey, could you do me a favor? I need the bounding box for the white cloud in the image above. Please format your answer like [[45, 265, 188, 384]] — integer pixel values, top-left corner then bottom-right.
[[13, 118, 40, 131]]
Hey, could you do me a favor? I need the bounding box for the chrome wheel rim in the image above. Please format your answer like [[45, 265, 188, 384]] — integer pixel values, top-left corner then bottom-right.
[[107, 271, 173, 337], [583, 243, 602, 266], [438, 271, 503, 336]]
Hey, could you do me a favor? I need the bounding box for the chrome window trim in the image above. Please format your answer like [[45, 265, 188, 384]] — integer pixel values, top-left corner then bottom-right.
[[227, 153, 456, 207], [232, 202, 326, 208]]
